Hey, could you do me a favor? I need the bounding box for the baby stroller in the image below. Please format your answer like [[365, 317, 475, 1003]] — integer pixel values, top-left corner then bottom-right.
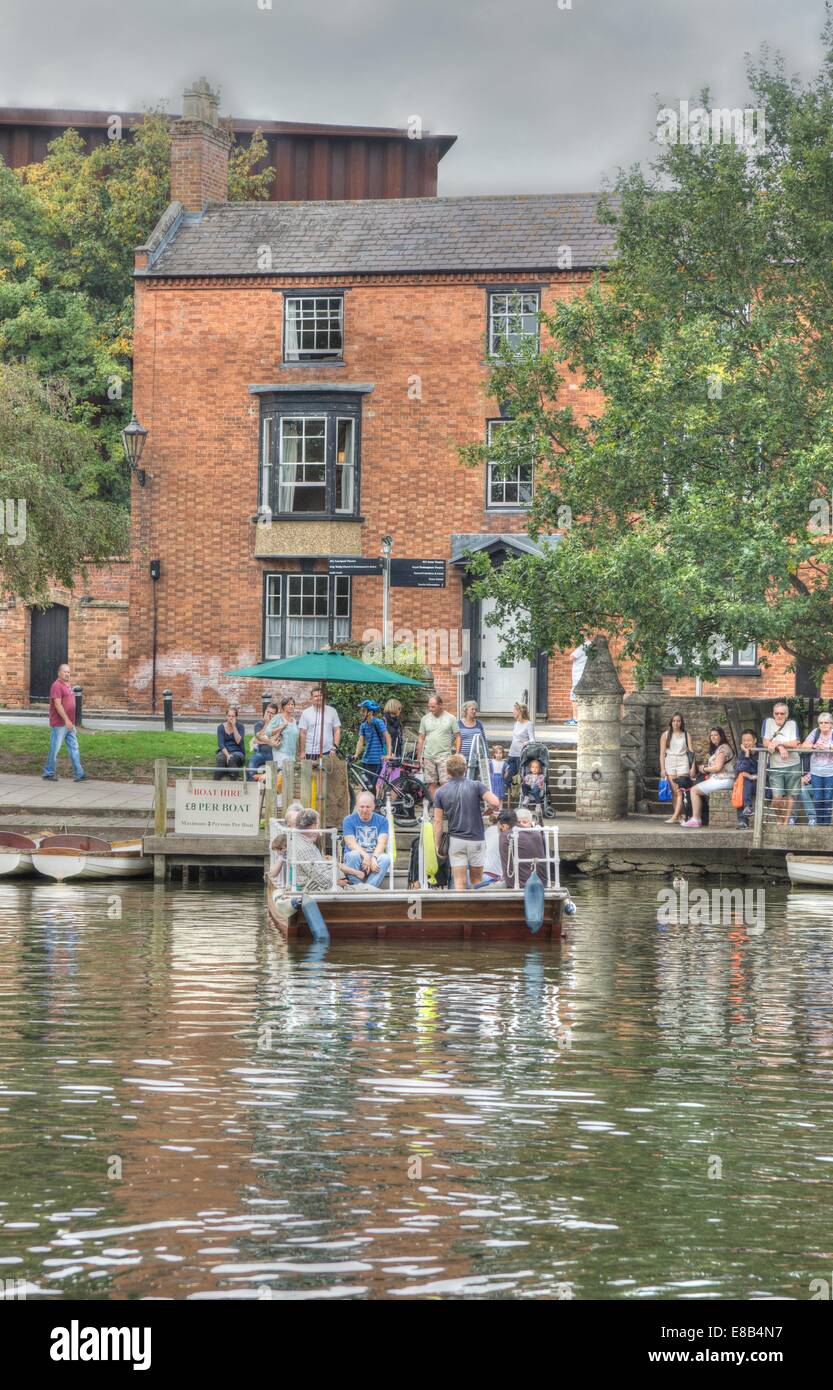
[[517, 741, 552, 821]]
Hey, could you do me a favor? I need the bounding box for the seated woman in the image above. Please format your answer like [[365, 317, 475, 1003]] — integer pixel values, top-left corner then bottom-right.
[[215, 705, 246, 780], [682, 726, 736, 828]]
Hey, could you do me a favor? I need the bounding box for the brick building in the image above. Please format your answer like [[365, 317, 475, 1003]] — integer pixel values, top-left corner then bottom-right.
[[0, 82, 816, 716], [124, 82, 622, 719]]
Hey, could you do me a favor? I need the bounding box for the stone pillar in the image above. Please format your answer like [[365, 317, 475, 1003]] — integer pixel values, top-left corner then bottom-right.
[[622, 677, 665, 813], [574, 635, 626, 821]]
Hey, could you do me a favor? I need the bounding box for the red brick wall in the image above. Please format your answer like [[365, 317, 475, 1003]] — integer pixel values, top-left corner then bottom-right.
[[0, 562, 130, 708], [170, 123, 231, 212], [128, 271, 602, 715], [128, 268, 813, 719]]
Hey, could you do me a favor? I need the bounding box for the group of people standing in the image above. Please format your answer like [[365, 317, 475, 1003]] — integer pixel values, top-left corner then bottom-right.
[[660, 701, 833, 829], [414, 694, 538, 803], [214, 686, 343, 781]]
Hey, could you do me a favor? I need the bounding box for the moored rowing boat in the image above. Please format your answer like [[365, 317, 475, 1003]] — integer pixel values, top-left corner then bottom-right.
[[0, 832, 39, 878], [786, 853, 833, 888], [31, 835, 152, 882]]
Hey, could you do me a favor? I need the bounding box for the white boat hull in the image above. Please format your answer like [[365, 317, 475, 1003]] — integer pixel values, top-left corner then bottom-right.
[[32, 842, 152, 882], [0, 851, 34, 878], [786, 854, 833, 888]]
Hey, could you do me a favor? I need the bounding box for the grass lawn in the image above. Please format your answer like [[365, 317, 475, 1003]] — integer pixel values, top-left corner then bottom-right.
[[0, 725, 219, 782]]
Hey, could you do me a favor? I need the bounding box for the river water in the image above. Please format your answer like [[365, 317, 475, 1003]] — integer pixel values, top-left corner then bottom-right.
[[1, 874, 832, 1301]]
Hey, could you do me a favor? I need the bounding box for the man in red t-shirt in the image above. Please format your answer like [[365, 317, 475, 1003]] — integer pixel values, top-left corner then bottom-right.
[[42, 663, 86, 780]]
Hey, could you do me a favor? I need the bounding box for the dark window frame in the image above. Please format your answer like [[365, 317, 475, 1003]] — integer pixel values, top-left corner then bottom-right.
[[258, 390, 362, 521], [485, 418, 534, 512], [487, 287, 541, 358], [664, 642, 761, 677], [282, 292, 345, 363], [262, 570, 352, 659]]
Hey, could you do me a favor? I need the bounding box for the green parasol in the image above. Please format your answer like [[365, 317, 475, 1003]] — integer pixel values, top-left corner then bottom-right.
[[224, 649, 426, 686], [223, 651, 427, 806]]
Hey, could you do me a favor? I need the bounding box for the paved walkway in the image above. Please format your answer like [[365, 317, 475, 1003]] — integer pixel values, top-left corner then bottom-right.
[[0, 712, 217, 734], [0, 773, 171, 815]]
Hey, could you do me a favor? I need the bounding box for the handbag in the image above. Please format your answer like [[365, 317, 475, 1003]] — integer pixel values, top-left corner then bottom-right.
[[658, 777, 672, 802], [731, 774, 746, 809]]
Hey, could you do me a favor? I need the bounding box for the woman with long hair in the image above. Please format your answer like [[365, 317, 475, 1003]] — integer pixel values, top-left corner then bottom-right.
[[683, 726, 736, 828], [659, 711, 693, 824], [503, 701, 534, 794]]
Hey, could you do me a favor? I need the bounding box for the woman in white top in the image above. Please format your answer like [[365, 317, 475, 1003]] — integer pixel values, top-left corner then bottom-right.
[[659, 711, 694, 824], [503, 702, 535, 792]]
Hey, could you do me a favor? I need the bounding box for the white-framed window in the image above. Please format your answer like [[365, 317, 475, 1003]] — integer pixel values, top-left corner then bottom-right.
[[486, 420, 533, 509], [666, 639, 759, 673], [284, 295, 343, 361], [264, 573, 351, 658], [259, 416, 273, 520], [335, 418, 355, 514], [264, 571, 282, 655], [489, 290, 540, 356], [278, 417, 327, 513]]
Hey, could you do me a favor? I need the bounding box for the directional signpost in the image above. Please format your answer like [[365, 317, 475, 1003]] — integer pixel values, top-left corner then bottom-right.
[[390, 559, 447, 588]]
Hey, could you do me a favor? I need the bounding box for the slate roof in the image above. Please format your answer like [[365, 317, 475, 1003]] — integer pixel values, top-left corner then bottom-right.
[[450, 533, 561, 563], [141, 194, 617, 278]]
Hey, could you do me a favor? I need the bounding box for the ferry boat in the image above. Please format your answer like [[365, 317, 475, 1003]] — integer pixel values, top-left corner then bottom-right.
[[31, 835, 152, 882], [266, 815, 569, 942]]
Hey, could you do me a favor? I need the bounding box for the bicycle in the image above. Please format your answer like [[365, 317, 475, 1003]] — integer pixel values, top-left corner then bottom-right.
[[344, 753, 429, 826]]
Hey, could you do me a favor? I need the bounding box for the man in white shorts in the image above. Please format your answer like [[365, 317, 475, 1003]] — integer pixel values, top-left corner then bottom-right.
[[432, 753, 501, 890]]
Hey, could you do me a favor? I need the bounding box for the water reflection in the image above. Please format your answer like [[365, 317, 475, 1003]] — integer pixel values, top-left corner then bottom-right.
[[0, 875, 832, 1300]]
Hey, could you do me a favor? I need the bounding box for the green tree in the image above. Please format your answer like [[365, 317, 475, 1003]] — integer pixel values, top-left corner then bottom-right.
[[0, 362, 129, 602], [463, 16, 833, 690], [0, 114, 272, 508]]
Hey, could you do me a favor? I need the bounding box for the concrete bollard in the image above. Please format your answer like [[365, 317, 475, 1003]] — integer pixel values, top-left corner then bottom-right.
[[72, 685, 83, 728], [163, 689, 174, 732]]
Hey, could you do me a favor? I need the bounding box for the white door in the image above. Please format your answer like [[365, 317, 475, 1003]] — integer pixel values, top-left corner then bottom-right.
[[478, 598, 532, 713]]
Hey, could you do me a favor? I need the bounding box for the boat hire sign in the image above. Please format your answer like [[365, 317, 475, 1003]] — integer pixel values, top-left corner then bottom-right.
[[174, 778, 261, 836]]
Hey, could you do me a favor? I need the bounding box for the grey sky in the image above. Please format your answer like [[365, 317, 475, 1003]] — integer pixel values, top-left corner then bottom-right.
[[1, 0, 827, 193]]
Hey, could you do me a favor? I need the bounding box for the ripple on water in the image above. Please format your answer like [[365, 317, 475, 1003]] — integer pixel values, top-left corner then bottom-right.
[[0, 876, 832, 1300]]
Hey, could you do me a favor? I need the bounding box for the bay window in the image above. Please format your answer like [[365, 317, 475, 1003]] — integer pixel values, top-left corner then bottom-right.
[[258, 392, 362, 519]]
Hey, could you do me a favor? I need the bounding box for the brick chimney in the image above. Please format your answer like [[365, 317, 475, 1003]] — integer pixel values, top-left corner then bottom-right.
[[170, 78, 232, 211]]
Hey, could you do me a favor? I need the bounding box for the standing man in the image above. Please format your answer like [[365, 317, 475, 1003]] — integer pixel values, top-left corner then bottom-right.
[[298, 686, 342, 760], [433, 753, 500, 890], [342, 790, 392, 887], [762, 700, 802, 825], [42, 663, 85, 781], [416, 693, 461, 799]]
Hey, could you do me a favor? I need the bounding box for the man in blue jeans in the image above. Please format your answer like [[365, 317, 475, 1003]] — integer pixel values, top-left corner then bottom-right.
[[342, 791, 391, 887], [42, 663, 86, 781]]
